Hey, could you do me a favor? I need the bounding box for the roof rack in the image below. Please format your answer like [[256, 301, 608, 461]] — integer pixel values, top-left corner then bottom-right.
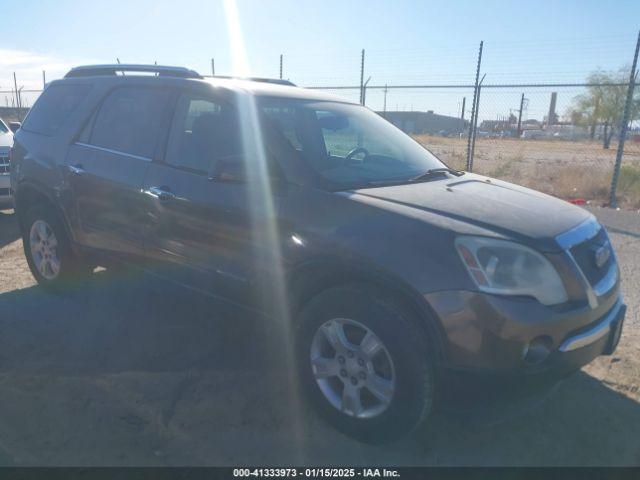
[[64, 64, 202, 79], [205, 75, 296, 87]]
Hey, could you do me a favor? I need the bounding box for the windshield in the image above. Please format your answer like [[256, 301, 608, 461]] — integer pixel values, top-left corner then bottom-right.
[[259, 98, 445, 189]]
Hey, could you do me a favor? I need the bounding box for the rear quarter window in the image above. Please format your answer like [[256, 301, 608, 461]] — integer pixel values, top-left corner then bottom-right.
[[22, 84, 91, 136], [88, 87, 171, 158]]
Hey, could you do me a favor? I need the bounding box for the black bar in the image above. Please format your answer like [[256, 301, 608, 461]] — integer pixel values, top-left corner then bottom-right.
[[0, 467, 637, 480]]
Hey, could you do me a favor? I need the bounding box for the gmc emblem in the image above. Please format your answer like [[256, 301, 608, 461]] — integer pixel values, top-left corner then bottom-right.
[[593, 243, 611, 269]]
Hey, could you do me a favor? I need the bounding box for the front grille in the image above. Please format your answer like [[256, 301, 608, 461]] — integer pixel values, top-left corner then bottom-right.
[[570, 227, 614, 286], [0, 154, 9, 174]]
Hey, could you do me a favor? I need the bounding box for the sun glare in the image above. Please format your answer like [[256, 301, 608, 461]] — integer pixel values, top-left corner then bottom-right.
[[223, 0, 306, 458]]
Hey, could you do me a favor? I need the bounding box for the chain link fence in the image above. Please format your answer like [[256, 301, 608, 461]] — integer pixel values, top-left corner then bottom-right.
[[464, 86, 635, 207], [1, 43, 638, 209]]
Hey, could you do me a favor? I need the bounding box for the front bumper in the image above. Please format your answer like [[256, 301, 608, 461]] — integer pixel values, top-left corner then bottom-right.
[[426, 284, 624, 376], [428, 289, 625, 409]]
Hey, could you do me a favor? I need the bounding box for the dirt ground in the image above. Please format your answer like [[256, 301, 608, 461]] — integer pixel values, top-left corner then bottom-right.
[[0, 207, 639, 466]]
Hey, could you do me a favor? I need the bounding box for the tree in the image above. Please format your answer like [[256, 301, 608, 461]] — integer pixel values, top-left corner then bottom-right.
[[568, 67, 640, 148]]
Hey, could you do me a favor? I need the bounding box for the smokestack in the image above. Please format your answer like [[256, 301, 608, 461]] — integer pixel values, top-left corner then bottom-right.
[[547, 92, 557, 127]]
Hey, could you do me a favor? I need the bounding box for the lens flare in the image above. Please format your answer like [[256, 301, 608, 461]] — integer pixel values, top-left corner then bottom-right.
[[223, 0, 305, 458]]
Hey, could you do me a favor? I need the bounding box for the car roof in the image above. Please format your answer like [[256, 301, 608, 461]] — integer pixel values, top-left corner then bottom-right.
[[202, 77, 354, 103], [62, 64, 357, 105]]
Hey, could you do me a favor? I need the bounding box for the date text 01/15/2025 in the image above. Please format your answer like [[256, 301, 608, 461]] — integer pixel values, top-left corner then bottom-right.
[[232, 468, 400, 478]]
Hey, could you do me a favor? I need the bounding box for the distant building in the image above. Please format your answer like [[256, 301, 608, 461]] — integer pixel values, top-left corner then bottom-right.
[[522, 119, 542, 128], [377, 110, 468, 135]]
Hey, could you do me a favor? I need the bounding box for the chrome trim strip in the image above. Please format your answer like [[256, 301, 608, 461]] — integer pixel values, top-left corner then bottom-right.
[[74, 142, 152, 162], [555, 216, 601, 250], [562, 250, 599, 309], [559, 298, 622, 352]]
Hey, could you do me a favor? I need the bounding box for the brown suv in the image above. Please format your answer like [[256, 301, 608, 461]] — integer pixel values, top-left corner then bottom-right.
[[10, 64, 625, 442]]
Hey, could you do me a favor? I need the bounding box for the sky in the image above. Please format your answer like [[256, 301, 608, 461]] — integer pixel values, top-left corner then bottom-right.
[[0, 0, 638, 119]]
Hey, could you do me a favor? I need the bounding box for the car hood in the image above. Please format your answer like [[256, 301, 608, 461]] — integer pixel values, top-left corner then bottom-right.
[[346, 173, 592, 252], [0, 131, 13, 149]]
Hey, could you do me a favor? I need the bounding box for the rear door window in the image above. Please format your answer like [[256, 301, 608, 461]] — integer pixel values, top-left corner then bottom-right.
[[164, 92, 242, 174], [22, 84, 91, 136], [89, 87, 171, 159]]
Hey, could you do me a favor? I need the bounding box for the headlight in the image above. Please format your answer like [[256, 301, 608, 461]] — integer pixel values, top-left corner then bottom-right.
[[455, 236, 568, 306]]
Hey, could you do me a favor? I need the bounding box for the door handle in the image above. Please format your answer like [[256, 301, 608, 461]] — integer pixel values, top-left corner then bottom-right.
[[146, 186, 176, 201], [68, 164, 85, 176]]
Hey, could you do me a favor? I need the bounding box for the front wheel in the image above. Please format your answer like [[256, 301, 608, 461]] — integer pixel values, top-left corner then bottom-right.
[[297, 284, 435, 443], [22, 205, 91, 292]]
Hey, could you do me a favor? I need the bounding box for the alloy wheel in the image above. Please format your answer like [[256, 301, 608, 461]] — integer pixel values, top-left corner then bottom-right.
[[29, 220, 61, 280], [310, 318, 396, 419]]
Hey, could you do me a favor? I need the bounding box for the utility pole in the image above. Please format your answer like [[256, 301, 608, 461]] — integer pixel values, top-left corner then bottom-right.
[[466, 41, 483, 171], [610, 29, 640, 207], [279, 54, 283, 79], [211, 58, 215, 75], [516, 93, 525, 138], [359, 49, 365, 105], [460, 96, 466, 133], [42, 70, 46, 89]]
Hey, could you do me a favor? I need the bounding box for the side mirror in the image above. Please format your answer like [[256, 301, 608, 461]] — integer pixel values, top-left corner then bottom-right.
[[9, 122, 21, 133], [209, 156, 248, 183], [208, 155, 287, 191]]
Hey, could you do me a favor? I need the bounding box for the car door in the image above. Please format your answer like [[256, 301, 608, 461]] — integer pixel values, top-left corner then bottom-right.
[[141, 90, 264, 303], [65, 86, 172, 260]]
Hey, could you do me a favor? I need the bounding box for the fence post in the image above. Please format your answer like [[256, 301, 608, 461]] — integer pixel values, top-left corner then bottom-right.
[[13, 72, 20, 110], [383, 84, 388, 118], [516, 93, 525, 137], [279, 54, 283, 79], [469, 74, 485, 170], [466, 41, 483, 171], [211, 58, 215, 75], [362, 76, 371, 106], [359, 49, 365, 105], [609, 30, 640, 208]]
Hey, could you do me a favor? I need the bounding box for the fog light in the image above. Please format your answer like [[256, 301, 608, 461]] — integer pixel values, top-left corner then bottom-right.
[[522, 336, 552, 365]]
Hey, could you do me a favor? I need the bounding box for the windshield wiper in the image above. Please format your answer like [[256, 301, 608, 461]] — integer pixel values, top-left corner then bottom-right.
[[409, 167, 465, 182]]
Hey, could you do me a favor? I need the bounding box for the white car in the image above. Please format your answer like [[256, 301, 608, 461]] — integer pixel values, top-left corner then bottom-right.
[[0, 118, 14, 209]]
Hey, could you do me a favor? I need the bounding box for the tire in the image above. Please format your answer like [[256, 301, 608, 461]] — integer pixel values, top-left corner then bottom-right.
[[296, 283, 434, 443], [22, 204, 91, 292]]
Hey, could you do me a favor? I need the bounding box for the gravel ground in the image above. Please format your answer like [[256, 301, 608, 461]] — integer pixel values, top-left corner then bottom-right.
[[0, 207, 638, 466]]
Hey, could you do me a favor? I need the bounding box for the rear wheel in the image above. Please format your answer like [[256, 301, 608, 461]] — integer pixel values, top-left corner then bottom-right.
[[22, 204, 91, 292], [297, 283, 434, 443]]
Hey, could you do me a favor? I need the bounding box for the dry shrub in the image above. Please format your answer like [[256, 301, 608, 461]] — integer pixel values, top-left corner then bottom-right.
[[616, 163, 640, 209]]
